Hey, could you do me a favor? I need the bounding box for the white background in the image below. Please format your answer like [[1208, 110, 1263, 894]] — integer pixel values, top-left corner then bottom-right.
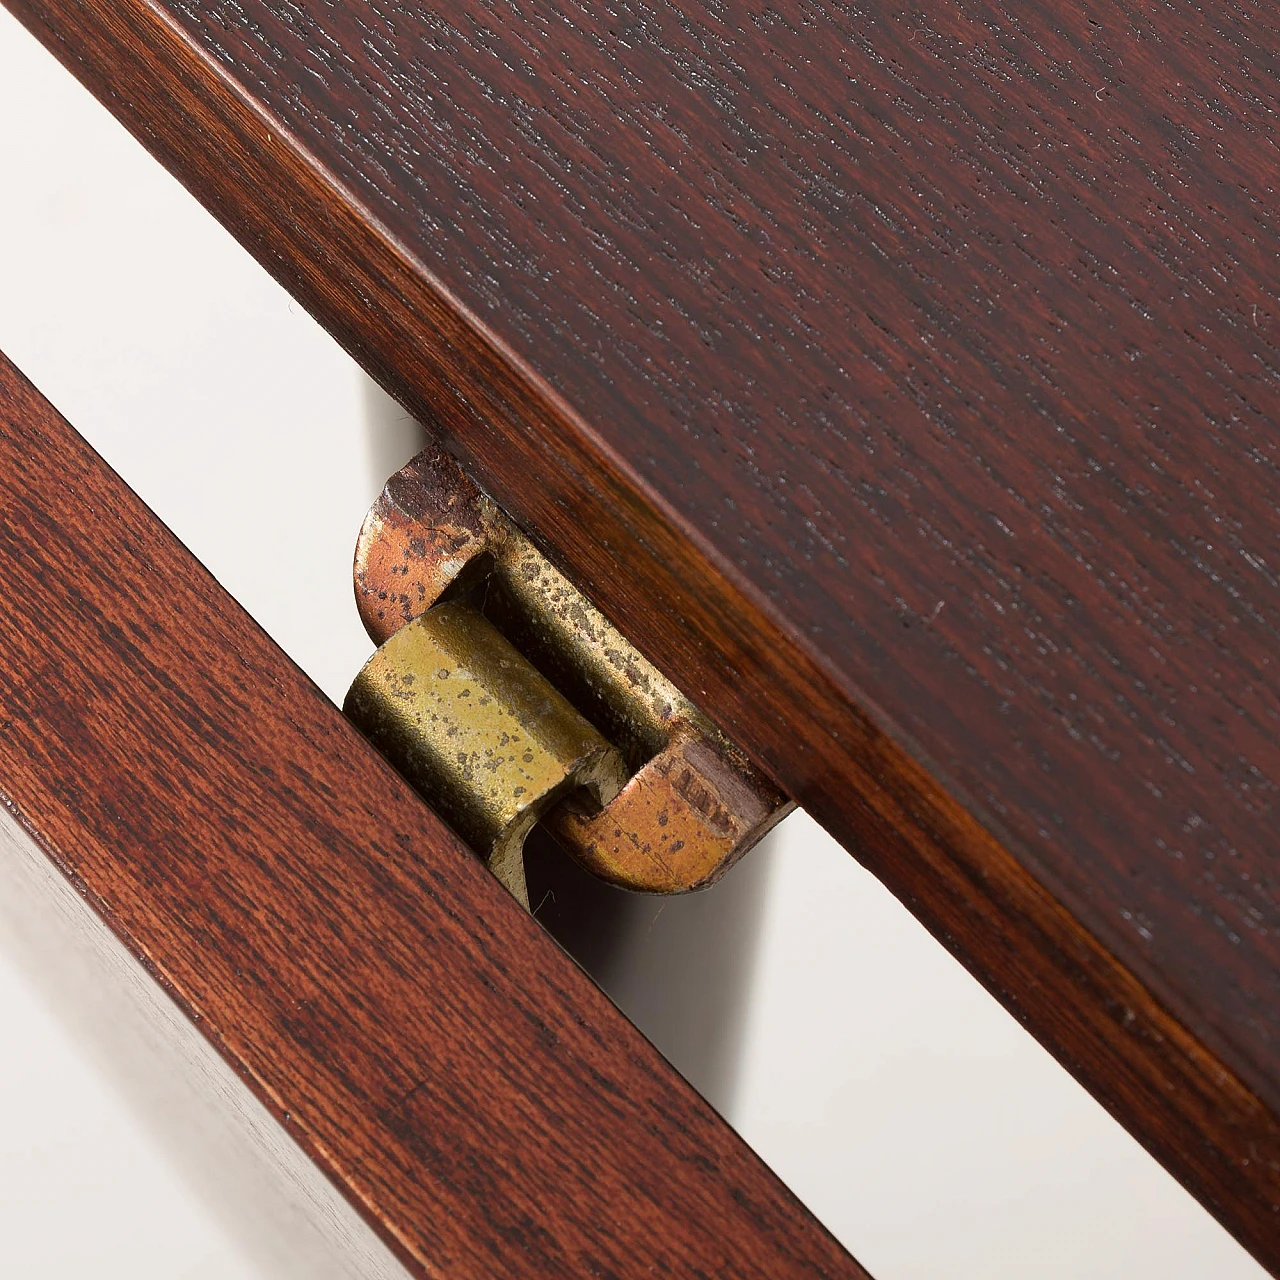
[[0, 11, 1264, 1277]]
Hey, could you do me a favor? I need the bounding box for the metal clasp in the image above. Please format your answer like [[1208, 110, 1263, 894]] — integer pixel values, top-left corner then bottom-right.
[[345, 446, 791, 905]]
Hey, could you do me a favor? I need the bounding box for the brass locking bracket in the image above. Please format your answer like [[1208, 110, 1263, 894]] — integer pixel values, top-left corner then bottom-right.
[[345, 445, 792, 905]]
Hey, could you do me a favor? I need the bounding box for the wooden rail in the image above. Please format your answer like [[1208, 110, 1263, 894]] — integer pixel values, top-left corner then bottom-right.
[[0, 350, 863, 1277]]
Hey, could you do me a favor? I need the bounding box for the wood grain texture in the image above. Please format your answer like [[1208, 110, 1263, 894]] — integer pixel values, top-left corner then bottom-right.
[[5, 0, 1279, 1266], [0, 350, 863, 1277]]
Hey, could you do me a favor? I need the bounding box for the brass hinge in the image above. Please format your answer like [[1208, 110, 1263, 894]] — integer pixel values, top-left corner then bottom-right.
[[344, 447, 792, 907]]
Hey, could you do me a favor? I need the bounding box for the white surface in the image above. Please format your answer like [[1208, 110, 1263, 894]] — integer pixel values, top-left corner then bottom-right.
[[0, 10, 1265, 1277], [0, 944, 262, 1279]]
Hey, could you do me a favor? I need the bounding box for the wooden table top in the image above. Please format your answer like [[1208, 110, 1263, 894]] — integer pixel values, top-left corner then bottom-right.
[[6, 0, 1278, 1267]]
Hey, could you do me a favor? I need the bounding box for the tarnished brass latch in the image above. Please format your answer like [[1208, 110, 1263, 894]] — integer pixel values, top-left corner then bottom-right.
[[345, 447, 791, 906]]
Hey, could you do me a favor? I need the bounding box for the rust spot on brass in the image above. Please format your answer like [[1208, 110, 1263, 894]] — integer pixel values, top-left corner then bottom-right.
[[548, 729, 786, 893], [354, 449, 489, 645], [349, 444, 792, 898]]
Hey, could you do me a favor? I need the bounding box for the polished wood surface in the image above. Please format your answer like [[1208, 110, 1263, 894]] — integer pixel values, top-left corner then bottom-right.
[[5, 0, 1279, 1267], [0, 349, 863, 1277]]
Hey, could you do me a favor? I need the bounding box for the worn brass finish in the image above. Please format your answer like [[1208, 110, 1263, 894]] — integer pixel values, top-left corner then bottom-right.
[[547, 730, 784, 893], [354, 448, 490, 644], [352, 445, 792, 896], [344, 601, 627, 905]]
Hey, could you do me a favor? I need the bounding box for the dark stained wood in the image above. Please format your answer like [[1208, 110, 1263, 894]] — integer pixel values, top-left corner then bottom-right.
[[5, 0, 1279, 1267], [0, 349, 864, 1277]]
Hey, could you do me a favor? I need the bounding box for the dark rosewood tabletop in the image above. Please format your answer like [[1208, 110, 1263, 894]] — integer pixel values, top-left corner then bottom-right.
[[5, 0, 1278, 1268]]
